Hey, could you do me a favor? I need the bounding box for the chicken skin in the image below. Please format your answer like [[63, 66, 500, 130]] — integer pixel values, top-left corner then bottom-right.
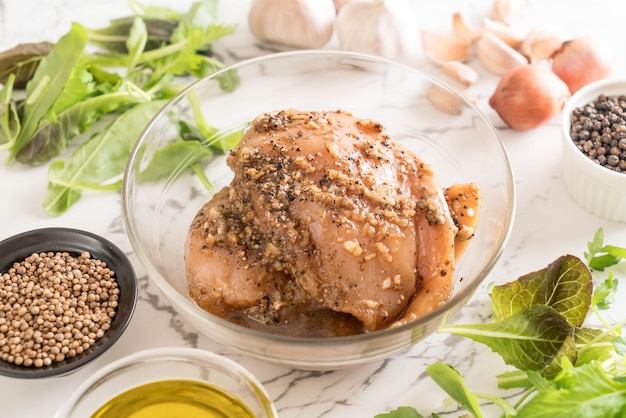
[[186, 109, 479, 335]]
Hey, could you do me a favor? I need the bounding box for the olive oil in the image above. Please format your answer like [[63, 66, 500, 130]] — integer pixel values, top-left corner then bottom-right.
[[91, 379, 256, 418]]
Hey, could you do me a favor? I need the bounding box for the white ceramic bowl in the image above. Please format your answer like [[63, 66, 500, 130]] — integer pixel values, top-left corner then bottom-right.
[[561, 78, 626, 222], [123, 50, 516, 370]]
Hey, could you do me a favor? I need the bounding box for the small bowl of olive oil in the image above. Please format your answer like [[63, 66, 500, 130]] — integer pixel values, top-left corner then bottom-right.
[[54, 347, 278, 418]]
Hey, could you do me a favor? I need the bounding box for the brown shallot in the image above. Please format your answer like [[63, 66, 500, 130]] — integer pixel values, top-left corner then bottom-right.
[[489, 64, 570, 131], [551, 38, 612, 94]]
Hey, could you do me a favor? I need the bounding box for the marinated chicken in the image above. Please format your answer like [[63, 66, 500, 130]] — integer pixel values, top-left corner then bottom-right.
[[186, 109, 480, 336]]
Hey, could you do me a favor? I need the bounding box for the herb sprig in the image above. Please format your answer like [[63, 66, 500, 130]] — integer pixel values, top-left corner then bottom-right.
[[377, 228, 626, 418]]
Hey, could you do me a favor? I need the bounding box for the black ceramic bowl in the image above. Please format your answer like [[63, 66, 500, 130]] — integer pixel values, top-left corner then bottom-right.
[[0, 228, 138, 378]]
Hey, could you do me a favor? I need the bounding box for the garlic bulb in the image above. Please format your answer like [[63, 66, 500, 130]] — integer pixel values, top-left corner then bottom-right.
[[336, 0, 419, 62], [551, 38, 612, 94], [248, 0, 336, 49], [489, 64, 570, 131]]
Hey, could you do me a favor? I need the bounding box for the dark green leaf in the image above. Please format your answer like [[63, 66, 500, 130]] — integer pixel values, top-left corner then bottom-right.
[[440, 304, 573, 372], [490, 255, 592, 327], [8, 23, 88, 162], [0, 41, 54, 89], [374, 406, 425, 418], [426, 362, 483, 418], [43, 100, 166, 216], [516, 361, 626, 418]]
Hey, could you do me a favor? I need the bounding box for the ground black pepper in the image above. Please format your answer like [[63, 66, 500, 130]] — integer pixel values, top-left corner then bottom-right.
[[570, 94, 626, 173], [0, 251, 118, 368]]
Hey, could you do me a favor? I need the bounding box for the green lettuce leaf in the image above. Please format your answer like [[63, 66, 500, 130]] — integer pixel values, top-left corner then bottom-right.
[[516, 361, 626, 418], [490, 255, 592, 327], [440, 304, 573, 372]]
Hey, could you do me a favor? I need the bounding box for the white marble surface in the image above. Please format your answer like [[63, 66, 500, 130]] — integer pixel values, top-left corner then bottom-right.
[[1, 1, 626, 417]]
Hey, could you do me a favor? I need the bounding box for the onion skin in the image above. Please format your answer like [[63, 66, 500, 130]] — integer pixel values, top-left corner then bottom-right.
[[489, 65, 570, 131], [551, 38, 611, 94]]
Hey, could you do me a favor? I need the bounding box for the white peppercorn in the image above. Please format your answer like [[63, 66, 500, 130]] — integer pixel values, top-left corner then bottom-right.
[[0, 252, 119, 368]]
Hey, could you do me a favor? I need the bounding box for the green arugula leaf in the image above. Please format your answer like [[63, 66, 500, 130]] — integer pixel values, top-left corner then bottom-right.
[[125, 17, 148, 71], [516, 361, 626, 418], [137, 140, 212, 183], [0, 74, 20, 148], [43, 100, 166, 216], [440, 304, 573, 372], [490, 255, 592, 327], [426, 362, 483, 418], [8, 22, 88, 162], [129, 0, 182, 21], [374, 407, 425, 418], [49, 56, 96, 115], [16, 88, 149, 165]]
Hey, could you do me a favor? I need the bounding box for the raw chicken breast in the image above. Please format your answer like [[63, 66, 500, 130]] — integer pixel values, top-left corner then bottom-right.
[[186, 109, 479, 335]]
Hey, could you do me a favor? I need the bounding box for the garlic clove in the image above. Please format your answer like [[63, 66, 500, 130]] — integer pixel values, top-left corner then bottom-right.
[[336, 0, 419, 62], [489, 64, 570, 131], [426, 83, 466, 115], [441, 61, 479, 86], [476, 31, 527, 75], [248, 0, 336, 49], [521, 25, 571, 63], [551, 37, 612, 94], [421, 30, 471, 64], [489, 0, 511, 25], [333, 0, 352, 12], [452, 12, 480, 42], [482, 18, 522, 49]]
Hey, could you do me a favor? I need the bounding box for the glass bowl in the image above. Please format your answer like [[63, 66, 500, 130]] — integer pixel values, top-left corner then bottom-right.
[[0, 227, 137, 378], [122, 50, 515, 370], [54, 347, 278, 417]]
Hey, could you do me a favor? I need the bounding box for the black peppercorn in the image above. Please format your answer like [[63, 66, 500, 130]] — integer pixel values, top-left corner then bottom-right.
[[569, 94, 626, 173]]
